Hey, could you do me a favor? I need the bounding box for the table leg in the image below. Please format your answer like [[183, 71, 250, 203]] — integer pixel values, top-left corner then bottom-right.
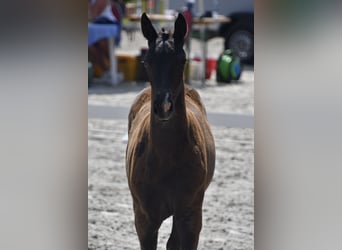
[[108, 37, 119, 85], [200, 24, 207, 86]]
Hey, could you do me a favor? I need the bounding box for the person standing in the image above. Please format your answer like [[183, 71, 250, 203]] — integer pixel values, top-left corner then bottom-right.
[[88, 0, 121, 78]]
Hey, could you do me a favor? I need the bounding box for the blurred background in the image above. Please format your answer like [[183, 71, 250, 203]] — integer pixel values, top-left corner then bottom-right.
[[88, 1, 254, 249], [0, 0, 341, 249], [88, 0, 254, 86]]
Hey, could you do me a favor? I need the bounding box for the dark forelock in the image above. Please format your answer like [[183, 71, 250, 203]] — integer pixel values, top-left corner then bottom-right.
[[155, 30, 175, 54]]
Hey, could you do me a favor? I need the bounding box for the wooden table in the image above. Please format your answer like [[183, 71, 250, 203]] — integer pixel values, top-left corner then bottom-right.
[[193, 16, 231, 25], [88, 23, 122, 85], [127, 13, 176, 22]]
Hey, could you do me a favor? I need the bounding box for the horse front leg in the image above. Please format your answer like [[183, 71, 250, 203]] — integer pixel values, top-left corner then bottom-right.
[[174, 208, 202, 250], [134, 205, 161, 250], [166, 216, 180, 250]]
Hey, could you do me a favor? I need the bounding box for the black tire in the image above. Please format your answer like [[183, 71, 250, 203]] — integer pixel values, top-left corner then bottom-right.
[[224, 23, 254, 65]]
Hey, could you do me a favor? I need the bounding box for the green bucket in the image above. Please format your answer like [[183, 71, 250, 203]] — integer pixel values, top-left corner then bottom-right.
[[216, 49, 242, 83]]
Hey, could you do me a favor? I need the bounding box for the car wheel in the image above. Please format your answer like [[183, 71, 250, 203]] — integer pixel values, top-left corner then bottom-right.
[[224, 24, 254, 65]]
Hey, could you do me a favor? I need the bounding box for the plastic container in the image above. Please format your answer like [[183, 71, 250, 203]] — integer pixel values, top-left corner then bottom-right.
[[116, 54, 138, 81], [191, 60, 204, 81], [206, 58, 217, 79], [216, 49, 242, 83], [191, 57, 217, 80]]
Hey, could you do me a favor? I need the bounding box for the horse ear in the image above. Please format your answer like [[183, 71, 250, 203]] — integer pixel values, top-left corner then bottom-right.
[[141, 13, 157, 43], [173, 13, 187, 45]]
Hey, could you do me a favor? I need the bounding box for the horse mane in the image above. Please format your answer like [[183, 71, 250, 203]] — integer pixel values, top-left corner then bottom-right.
[[160, 28, 170, 42], [155, 28, 174, 53]]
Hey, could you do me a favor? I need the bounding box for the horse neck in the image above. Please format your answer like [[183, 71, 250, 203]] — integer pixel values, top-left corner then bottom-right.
[[150, 84, 187, 146]]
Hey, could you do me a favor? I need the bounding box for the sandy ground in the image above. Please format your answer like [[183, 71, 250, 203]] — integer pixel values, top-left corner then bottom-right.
[[88, 71, 254, 115], [88, 30, 254, 249]]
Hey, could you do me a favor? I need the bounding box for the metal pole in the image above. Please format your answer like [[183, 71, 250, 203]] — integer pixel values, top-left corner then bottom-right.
[[198, 0, 204, 14], [108, 37, 118, 85]]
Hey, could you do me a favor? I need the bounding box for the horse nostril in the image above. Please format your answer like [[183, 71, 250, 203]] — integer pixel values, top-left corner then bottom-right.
[[153, 93, 173, 117], [162, 101, 172, 113]]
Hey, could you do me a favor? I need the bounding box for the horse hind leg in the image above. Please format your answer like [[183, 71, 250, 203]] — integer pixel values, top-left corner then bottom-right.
[[166, 216, 180, 250]]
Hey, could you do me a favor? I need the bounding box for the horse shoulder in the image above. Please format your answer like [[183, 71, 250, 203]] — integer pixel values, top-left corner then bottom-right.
[[128, 87, 151, 133], [185, 86, 216, 186], [126, 107, 150, 185], [127, 87, 151, 184], [185, 108, 208, 165], [185, 85, 207, 116], [184, 87, 212, 144]]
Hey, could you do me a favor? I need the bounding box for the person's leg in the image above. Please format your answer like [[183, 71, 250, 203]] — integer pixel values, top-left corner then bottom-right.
[[97, 39, 110, 70]]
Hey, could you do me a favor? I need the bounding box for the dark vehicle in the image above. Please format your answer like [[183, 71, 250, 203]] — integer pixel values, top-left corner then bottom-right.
[[169, 0, 254, 64]]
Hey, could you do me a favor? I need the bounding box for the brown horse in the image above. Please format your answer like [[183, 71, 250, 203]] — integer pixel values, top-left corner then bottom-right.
[[126, 13, 215, 250]]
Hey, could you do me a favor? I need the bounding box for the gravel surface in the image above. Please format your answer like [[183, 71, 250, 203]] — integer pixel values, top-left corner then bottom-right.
[[88, 72, 254, 115], [88, 28, 254, 250], [88, 119, 253, 250]]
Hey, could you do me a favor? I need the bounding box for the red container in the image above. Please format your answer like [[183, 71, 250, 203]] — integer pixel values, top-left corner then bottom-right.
[[206, 58, 217, 79], [191, 57, 217, 79]]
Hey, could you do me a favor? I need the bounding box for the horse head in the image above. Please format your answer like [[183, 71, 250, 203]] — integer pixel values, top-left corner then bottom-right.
[[141, 13, 187, 122]]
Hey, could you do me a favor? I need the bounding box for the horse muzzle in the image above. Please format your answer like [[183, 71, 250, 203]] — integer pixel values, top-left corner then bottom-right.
[[153, 92, 174, 121]]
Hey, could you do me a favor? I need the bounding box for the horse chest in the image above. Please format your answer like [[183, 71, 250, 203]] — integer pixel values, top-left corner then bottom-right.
[[132, 147, 206, 200], [132, 166, 203, 217]]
